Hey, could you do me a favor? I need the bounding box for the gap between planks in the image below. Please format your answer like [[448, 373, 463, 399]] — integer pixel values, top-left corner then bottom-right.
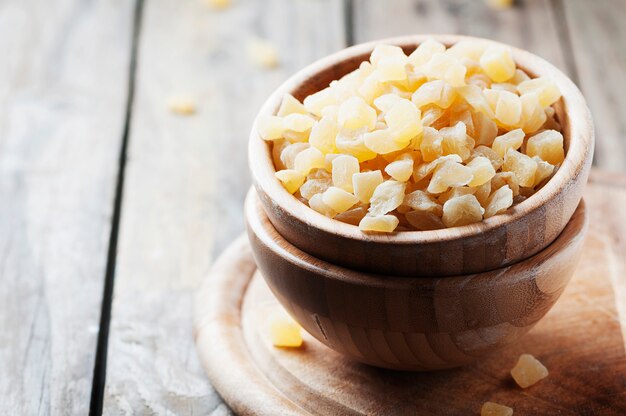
[[88, 0, 145, 415]]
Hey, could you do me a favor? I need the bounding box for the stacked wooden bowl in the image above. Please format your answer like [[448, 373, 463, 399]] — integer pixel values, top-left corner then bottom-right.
[[246, 35, 594, 370]]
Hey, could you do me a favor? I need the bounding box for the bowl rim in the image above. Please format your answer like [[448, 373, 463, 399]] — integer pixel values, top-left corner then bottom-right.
[[249, 34, 594, 245], [246, 188, 588, 285]]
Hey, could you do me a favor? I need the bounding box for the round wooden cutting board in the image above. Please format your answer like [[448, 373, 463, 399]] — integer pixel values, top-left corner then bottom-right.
[[193, 174, 626, 415]]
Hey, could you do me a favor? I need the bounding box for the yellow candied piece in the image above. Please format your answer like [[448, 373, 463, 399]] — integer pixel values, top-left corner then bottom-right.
[[532, 156, 555, 187], [299, 178, 331, 200], [495, 90, 522, 126], [357, 73, 385, 105], [474, 181, 492, 206], [449, 105, 475, 138], [467, 156, 496, 186], [405, 211, 445, 231], [277, 93, 308, 117], [280, 142, 308, 170], [510, 354, 549, 388], [467, 73, 492, 89], [258, 115, 284, 141], [438, 186, 477, 205], [384, 99, 423, 145], [385, 154, 414, 182], [283, 113, 315, 134], [269, 310, 303, 348], [359, 214, 399, 232], [335, 131, 378, 162], [480, 44, 516, 82], [363, 129, 409, 155], [322, 186, 359, 213], [421, 105, 447, 128], [309, 193, 336, 217], [275, 169, 305, 194], [481, 401, 513, 416], [512, 68, 530, 85], [503, 149, 538, 188], [413, 154, 463, 182], [407, 70, 428, 91], [520, 92, 547, 133], [338, 97, 377, 131], [368, 180, 406, 216], [440, 122, 473, 161], [352, 170, 384, 203], [294, 147, 325, 175], [303, 87, 338, 117], [421, 52, 467, 87], [309, 115, 338, 154], [428, 160, 473, 194], [411, 80, 457, 109], [370, 44, 406, 66], [420, 126, 444, 162], [472, 145, 503, 170], [526, 129, 565, 165], [403, 190, 442, 215], [472, 111, 499, 146], [517, 77, 561, 107], [408, 38, 446, 66], [376, 54, 408, 83], [442, 194, 484, 227], [457, 85, 495, 118], [332, 154, 360, 192], [271, 139, 288, 170], [491, 82, 517, 94], [492, 128, 525, 158], [492, 171, 520, 196], [373, 93, 405, 112], [335, 206, 368, 226], [447, 40, 488, 61], [484, 185, 513, 218]]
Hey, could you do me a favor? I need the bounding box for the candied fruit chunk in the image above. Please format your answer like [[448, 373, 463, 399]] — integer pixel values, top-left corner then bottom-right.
[[309, 115, 338, 154], [269, 310, 303, 348], [437, 186, 477, 204], [526, 129, 565, 165], [405, 211, 445, 230], [503, 149, 538, 187], [442, 194, 484, 227], [359, 214, 399, 232], [275, 169, 305, 194], [412, 80, 456, 109], [338, 97, 377, 131], [403, 190, 442, 215], [457, 85, 495, 118], [422, 53, 467, 87], [472, 145, 503, 170], [258, 115, 284, 141], [467, 156, 496, 186], [280, 142, 309, 170], [533, 157, 555, 187], [299, 178, 331, 200], [472, 111, 499, 146], [277, 93, 308, 117], [309, 193, 336, 217], [322, 187, 359, 213], [353, 170, 384, 203], [481, 401, 513, 416], [384, 99, 423, 144], [303, 87, 337, 117], [447, 40, 487, 61], [335, 206, 367, 226], [441, 122, 473, 161], [370, 44, 406, 66], [363, 129, 409, 154], [369, 180, 406, 216], [294, 147, 325, 175], [428, 160, 473, 194], [385, 154, 414, 182], [335, 131, 378, 162], [480, 44, 515, 82], [492, 171, 520, 196], [510, 354, 549, 388], [332, 155, 360, 192], [520, 92, 547, 133], [518, 77, 561, 107], [492, 129, 525, 158], [420, 126, 444, 162], [484, 185, 513, 218], [408, 38, 446, 66], [495, 90, 522, 126]]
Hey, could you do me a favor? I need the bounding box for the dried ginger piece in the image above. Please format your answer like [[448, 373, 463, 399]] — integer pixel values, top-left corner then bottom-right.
[[510, 354, 549, 388], [481, 401, 513, 416]]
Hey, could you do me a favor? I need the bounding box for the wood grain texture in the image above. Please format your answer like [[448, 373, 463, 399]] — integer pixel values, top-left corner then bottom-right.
[[0, 0, 135, 414], [195, 173, 626, 415], [102, 0, 346, 414], [352, 0, 567, 72], [247, 188, 587, 370], [249, 34, 593, 277], [561, 0, 626, 171]]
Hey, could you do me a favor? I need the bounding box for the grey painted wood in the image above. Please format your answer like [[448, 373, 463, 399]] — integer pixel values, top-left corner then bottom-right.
[[352, 0, 567, 72], [562, 0, 626, 171], [0, 0, 135, 414], [102, 0, 345, 414]]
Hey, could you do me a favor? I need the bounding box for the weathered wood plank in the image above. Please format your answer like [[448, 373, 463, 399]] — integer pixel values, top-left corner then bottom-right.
[[102, 0, 345, 413], [352, 0, 567, 72], [0, 0, 135, 414], [561, 0, 626, 171]]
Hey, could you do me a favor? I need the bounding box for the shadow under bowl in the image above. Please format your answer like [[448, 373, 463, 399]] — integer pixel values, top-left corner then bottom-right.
[[245, 188, 588, 371], [249, 34, 594, 277]]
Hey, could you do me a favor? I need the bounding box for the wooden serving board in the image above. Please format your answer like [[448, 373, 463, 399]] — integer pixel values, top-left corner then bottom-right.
[[194, 172, 626, 415]]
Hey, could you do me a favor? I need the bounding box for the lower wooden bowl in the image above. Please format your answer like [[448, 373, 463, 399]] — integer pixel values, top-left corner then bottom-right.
[[245, 189, 588, 370]]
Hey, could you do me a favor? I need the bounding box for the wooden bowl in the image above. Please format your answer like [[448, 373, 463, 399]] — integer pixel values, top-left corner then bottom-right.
[[245, 189, 588, 371], [249, 34, 594, 277]]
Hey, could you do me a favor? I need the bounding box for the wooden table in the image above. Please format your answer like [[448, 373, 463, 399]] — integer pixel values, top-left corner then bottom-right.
[[1, 0, 624, 414]]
